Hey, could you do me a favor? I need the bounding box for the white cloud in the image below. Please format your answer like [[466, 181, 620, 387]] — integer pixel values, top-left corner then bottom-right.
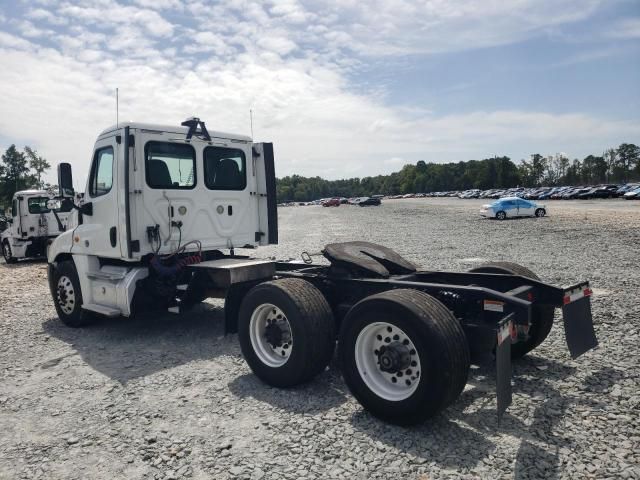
[[0, 32, 34, 50], [26, 8, 69, 26], [293, 0, 607, 56], [0, 0, 637, 188], [607, 18, 640, 39], [132, 0, 184, 10], [57, 1, 174, 37]]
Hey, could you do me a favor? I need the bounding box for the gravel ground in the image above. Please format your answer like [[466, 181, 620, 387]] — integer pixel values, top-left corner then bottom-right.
[[1, 198, 639, 480]]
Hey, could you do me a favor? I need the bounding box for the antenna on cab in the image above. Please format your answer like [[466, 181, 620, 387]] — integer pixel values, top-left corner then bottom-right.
[[116, 88, 119, 127]]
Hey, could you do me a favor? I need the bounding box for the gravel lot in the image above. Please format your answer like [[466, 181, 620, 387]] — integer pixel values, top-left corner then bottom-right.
[[1, 198, 639, 480]]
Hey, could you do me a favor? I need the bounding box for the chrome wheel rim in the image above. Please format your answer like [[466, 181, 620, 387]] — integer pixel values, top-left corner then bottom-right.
[[354, 322, 421, 401], [56, 276, 76, 315], [497, 212, 506, 220], [249, 303, 293, 368]]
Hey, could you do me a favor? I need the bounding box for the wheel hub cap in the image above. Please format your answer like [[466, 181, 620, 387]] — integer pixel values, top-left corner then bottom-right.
[[378, 342, 411, 373], [355, 322, 422, 401], [249, 304, 293, 368], [56, 276, 75, 315]]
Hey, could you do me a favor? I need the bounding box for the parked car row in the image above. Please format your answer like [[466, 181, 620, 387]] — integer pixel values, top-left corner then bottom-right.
[[387, 183, 640, 200], [278, 183, 640, 207], [279, 195, 383, 208]]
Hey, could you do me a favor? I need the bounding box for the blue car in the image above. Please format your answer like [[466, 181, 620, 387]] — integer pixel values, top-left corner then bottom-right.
[[480, 197, 547, 220]]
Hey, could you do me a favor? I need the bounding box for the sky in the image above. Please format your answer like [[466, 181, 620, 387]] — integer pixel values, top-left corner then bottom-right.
[[0, 0, 639, 187]]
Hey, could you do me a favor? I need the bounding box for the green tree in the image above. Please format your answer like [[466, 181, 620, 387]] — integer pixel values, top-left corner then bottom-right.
[[1, 145, 31, 204], [603, 148, 617, 182], [24, 146, 50, 189], [616, 143, 640, 181]]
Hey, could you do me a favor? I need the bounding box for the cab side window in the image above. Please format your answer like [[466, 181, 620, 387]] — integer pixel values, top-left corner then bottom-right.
[[89, 147, 114, 198], [11, 199, 18, 217]]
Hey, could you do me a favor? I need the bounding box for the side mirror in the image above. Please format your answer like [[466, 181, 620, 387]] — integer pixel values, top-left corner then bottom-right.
[[58, 163, 74, 198], [47, 199, 62, 210], [7, 218, 12, 224]]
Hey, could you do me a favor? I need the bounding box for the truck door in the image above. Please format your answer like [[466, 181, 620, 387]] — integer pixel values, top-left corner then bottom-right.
[[253, 143, 278, 246], [72, 136, 121, 258], [11, 198, 20, 237], [202, 143, 257, 248]]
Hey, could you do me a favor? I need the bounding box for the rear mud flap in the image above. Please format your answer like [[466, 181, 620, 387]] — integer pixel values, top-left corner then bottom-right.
[[496, 315, 513, 421], [562, 293, 598, 359]]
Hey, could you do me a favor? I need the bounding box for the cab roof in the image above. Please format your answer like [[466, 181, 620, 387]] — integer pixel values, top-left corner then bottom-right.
[[97, 122, 252, 143]]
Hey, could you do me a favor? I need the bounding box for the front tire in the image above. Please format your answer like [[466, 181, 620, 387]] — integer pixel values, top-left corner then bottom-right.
[[2, 241, 16, 264], [535, 208, 546, 217], [50, 260, 96, 327], [469, 262, 555, 358], [238, 279, 335, 387], [495, 211, 506, 220], [339, 289, 470, 425]]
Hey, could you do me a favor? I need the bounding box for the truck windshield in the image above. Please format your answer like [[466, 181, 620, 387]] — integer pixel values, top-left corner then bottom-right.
[[27, 197, 50, 214]]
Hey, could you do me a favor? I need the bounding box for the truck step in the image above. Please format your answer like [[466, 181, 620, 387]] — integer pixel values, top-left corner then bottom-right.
[[82, 303, 121, 317], [86, 267, 128, 281]]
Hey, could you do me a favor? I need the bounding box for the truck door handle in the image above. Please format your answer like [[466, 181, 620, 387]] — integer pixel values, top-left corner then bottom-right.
[[228, 205, 233, 216], [110, 227, 117, 247]]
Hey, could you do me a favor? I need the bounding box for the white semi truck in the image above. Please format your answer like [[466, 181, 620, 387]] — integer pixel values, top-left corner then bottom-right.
[[46, 117, 597, 425], [1, 189, 71, 263]]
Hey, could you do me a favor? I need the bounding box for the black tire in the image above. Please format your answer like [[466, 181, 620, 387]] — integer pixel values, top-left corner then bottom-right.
[[338, 289, 470, 425], [535, 208, 546, 217], [469, 262, 555, 358], [2, 241, 16, 264], [495, 211, 506, 220], [50, 260, 96, 327], [238, 278, 335, 387]]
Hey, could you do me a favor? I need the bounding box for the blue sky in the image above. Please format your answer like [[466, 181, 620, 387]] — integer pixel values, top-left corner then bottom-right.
[[0, 0, 638, 185]]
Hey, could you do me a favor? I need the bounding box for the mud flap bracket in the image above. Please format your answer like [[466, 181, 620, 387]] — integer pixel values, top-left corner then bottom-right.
[[496, 314, 513, 422]]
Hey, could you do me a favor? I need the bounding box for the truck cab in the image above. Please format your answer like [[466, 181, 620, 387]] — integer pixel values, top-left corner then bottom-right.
[[47, 118, 277, 321], [1, 189, 71, 263]]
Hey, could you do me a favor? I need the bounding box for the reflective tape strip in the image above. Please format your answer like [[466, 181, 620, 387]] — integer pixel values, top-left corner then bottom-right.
[[497, 320, 511, 345], [563, 287, 592, 305], [484, 300, 505, 312]]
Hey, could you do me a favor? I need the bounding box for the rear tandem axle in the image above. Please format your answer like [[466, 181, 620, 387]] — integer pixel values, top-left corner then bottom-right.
[[195, 242, 598, 424]]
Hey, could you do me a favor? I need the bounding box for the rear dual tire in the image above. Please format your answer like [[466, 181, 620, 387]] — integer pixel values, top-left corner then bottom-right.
[[238, 279, 335, 388], [239, 282, 470, 425], [339, 289, 470, 425]]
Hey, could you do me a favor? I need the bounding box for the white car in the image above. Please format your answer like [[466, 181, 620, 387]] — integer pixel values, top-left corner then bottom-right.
[[480, 197, 547, 220], [623, 187, 640, 200]]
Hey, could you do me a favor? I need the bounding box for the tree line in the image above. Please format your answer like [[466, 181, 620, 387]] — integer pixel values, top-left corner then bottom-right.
[[0, 144, 51, 206], [2, 141, 638, 207], [277, 143, 640, 202]]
